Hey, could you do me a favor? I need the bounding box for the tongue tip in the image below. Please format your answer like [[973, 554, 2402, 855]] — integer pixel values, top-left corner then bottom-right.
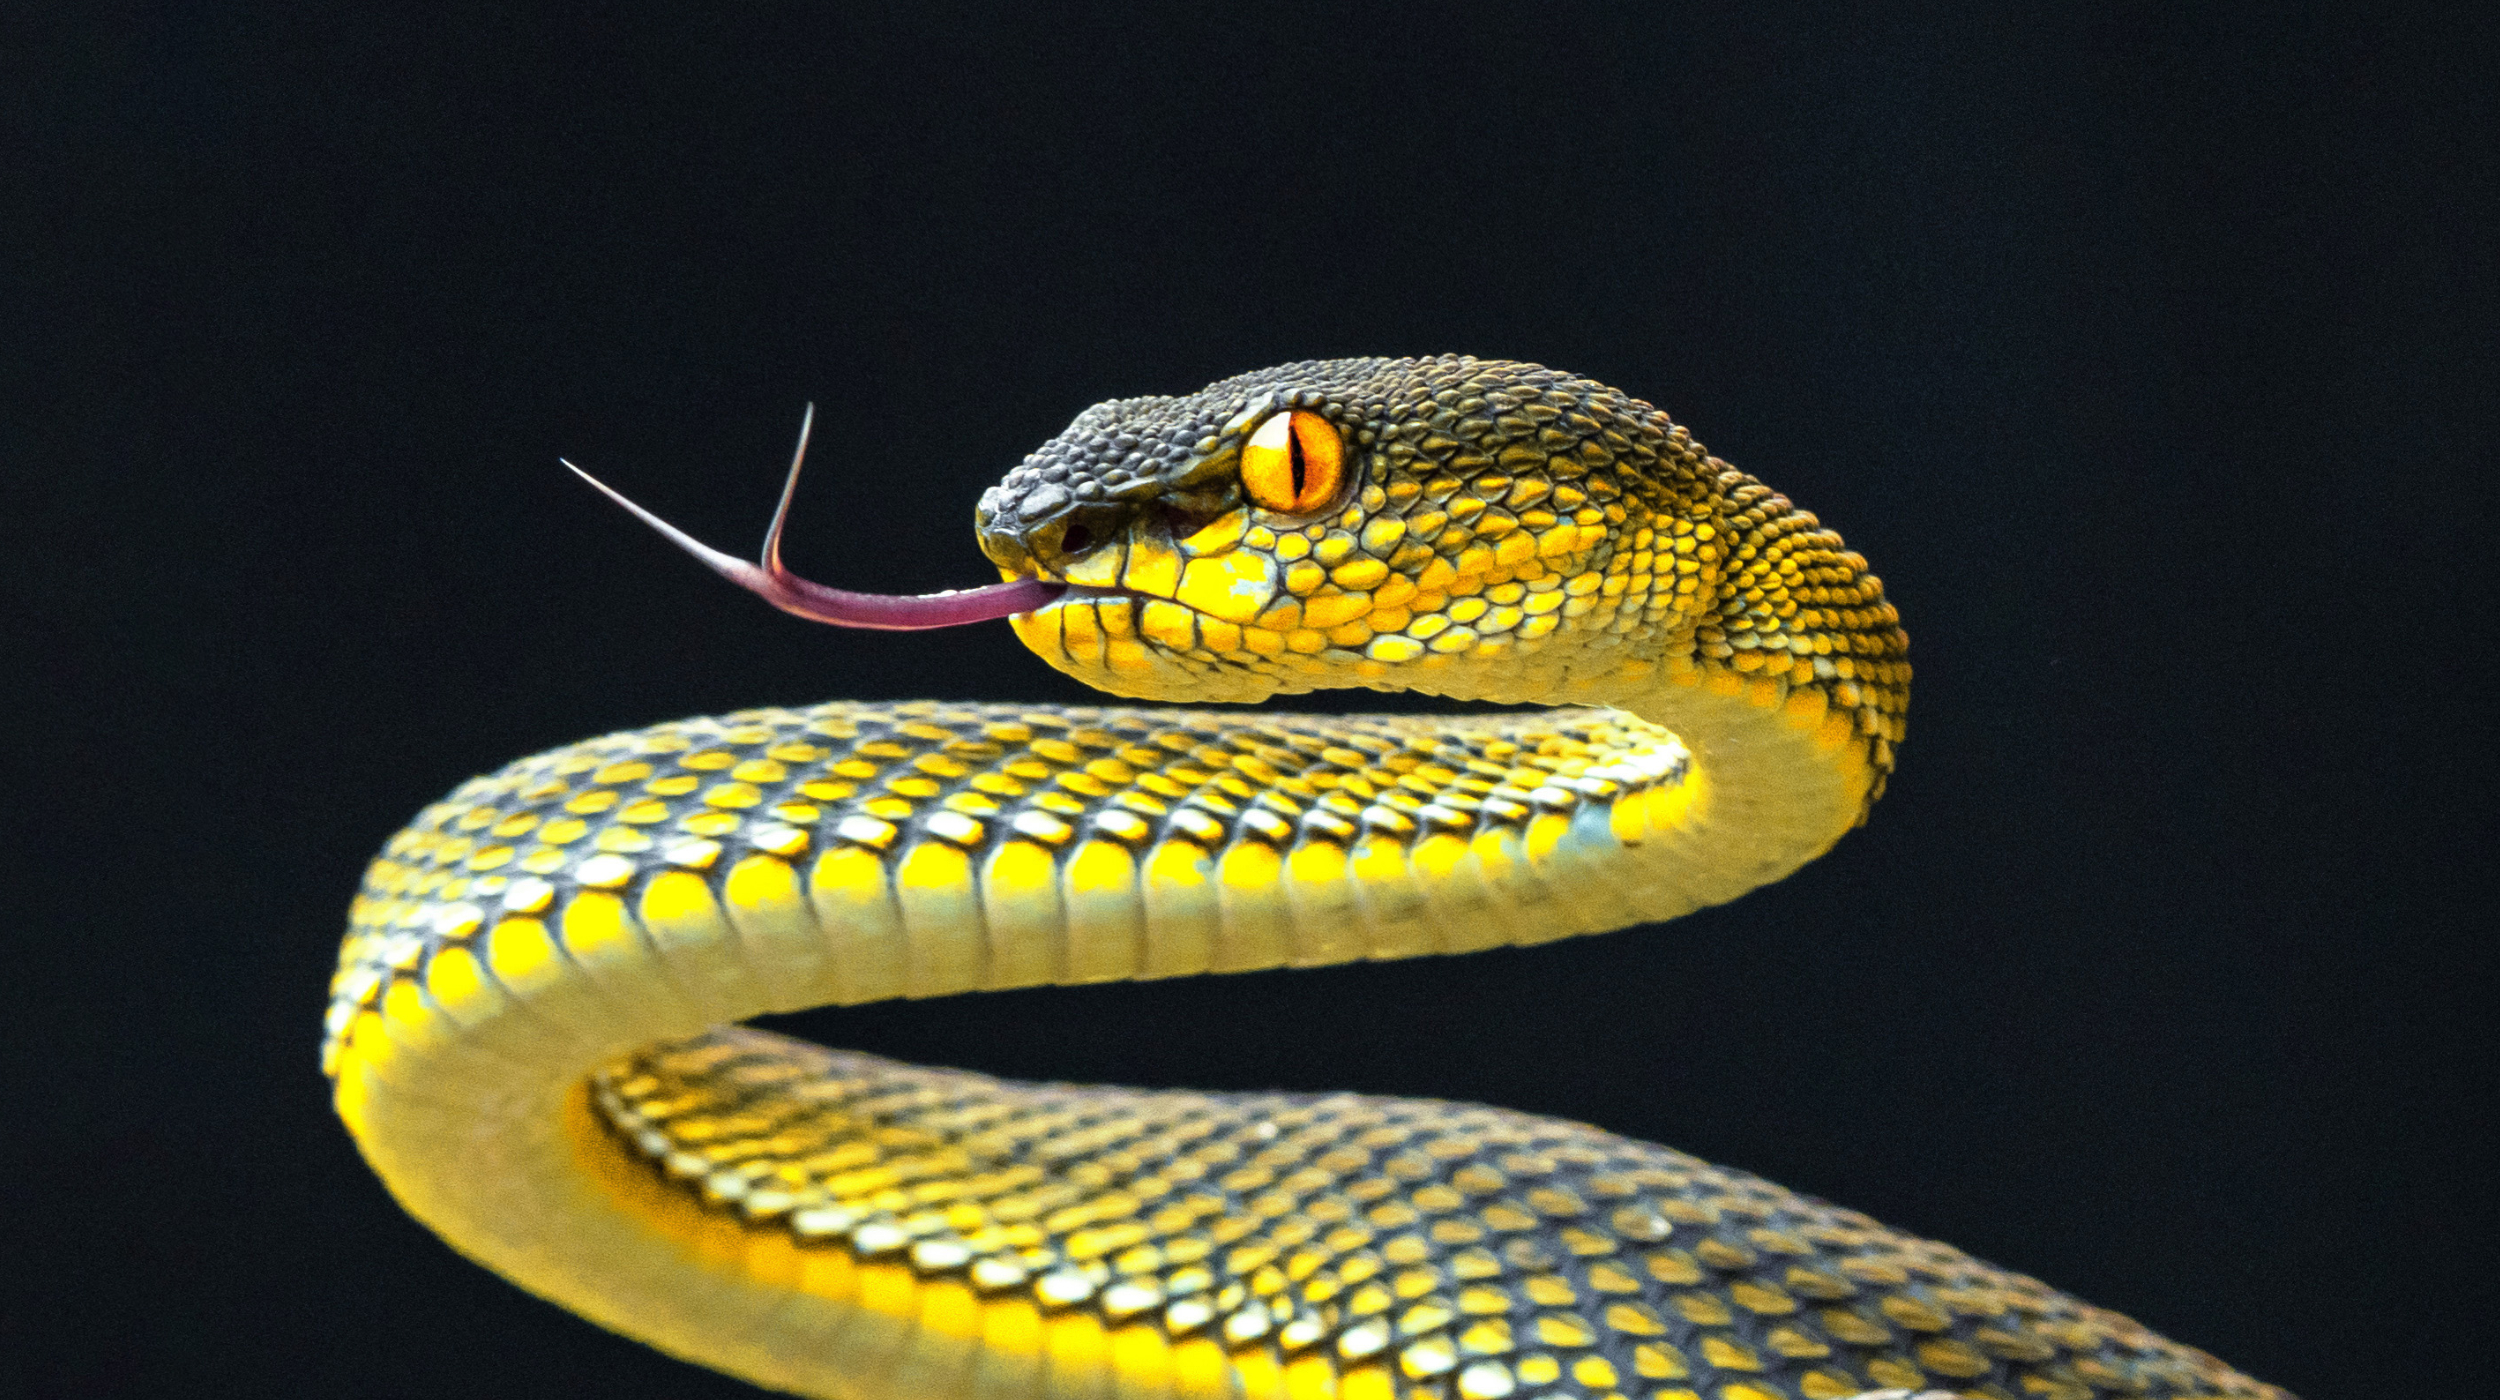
[[563, 444, 1070, 631]]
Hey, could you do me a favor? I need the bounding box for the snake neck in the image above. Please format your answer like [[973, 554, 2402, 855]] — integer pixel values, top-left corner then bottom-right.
[[1463, 461, 1909, 887], [1517, 463, 1912, 894], [1583, 462, 1904, 784]]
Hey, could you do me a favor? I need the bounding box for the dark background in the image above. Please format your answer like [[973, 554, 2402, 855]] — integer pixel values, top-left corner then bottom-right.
[[6, 4, 2491, 1397]]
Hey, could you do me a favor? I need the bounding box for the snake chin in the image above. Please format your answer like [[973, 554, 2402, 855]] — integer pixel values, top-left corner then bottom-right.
[[1011, 586, 1292, 706]]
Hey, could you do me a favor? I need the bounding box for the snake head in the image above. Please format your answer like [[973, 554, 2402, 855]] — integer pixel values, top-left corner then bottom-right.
[[975, 356, 1729, 705]]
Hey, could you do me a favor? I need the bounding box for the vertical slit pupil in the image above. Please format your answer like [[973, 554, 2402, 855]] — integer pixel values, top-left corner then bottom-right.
[[1289, 433, 1306, 499]]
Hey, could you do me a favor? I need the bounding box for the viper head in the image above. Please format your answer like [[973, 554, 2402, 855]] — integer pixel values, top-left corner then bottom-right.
[[974, 356, 1725, 705]]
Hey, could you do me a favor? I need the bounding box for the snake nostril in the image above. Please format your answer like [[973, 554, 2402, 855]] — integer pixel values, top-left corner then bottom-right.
[[1059, 521, 1095, 558]]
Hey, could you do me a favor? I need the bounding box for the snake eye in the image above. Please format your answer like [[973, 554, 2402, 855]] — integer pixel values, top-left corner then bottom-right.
[[1240, 410, 1344, 515]]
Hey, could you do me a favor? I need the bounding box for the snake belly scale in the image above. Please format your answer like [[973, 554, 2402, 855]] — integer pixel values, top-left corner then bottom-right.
[[324, 358, 2286, 1399]]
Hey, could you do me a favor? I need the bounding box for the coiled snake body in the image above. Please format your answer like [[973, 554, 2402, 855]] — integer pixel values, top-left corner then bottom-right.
[[325, 358, 2284, 1399]]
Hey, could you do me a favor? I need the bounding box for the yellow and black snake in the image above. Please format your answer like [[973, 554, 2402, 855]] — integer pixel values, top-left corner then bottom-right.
[[324, 358, 2285, 1400]]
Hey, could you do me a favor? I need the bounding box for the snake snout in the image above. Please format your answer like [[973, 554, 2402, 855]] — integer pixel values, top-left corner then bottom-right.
[[976, 492, 1144, 582]]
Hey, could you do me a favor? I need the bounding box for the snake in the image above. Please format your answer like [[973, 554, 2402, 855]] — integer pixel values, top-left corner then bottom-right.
[[324, 357, 2286, 1400]]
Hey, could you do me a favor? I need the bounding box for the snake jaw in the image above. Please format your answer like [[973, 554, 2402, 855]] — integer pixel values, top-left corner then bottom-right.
[[564, 405, 1066, 631]]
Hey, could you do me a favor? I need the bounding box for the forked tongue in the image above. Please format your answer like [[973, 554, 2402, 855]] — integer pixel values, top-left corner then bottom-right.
[[562, 405, 1065, 631]]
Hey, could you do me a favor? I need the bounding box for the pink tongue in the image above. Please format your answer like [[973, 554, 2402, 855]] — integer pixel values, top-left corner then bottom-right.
[[562, 405, 1066, 631]]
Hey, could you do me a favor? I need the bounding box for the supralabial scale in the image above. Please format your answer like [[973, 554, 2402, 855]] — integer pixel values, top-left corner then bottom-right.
[[325, 358, 2287, 1400]]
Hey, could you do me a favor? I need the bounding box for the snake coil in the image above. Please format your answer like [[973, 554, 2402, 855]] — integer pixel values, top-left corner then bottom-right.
[[326, 358, 2284, 1399]]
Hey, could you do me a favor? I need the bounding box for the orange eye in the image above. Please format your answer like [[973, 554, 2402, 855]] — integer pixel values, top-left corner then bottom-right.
[[1240, 410, 1344, 515]]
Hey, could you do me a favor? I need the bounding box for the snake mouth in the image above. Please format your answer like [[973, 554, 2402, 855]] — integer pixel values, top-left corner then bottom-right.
[[1031, 582, 1140, 607], [565, 405, 1071, 631]]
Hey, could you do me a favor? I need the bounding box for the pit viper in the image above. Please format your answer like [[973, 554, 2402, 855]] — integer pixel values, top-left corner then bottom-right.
[[324, 357, 2285, 1400]]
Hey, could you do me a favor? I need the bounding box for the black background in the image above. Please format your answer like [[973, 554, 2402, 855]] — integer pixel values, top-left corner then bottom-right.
[[7, 5, 2492, 1398]]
